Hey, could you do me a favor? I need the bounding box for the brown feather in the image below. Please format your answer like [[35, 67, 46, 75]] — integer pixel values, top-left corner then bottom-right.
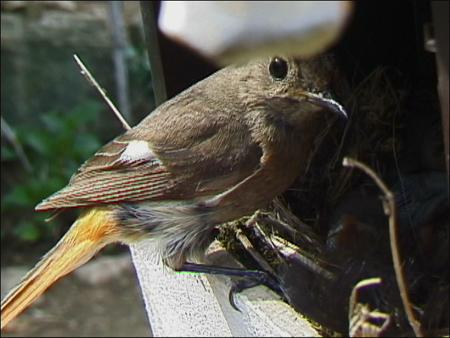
[[36, 88, 263, 210]]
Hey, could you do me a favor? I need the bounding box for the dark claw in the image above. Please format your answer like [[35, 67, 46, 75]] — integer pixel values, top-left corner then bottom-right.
[[177, 263, 282, 311], [229, 277, 268, 311], [229, 288, 241, 312]]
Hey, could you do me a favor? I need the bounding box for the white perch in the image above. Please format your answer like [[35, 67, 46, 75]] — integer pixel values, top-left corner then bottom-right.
[[130, 241, 319, 337]]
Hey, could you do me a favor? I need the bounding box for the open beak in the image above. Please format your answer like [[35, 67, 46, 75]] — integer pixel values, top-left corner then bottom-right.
[[293, 90, 348, 119]]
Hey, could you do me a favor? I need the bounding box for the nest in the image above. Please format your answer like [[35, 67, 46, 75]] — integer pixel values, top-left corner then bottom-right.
[[219, 67, 449, 337]]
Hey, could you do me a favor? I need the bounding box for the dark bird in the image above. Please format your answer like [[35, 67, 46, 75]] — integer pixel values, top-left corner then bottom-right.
[[1, 54, 347, 329]]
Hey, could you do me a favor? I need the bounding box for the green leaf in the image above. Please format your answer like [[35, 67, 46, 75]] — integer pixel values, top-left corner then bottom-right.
[[68, 101, 102, 127], [2, 100, 105, 244], [12, 222, 42, 242], [72, 133, 102, 158], [1, 144, 17, 161], [41, 109, 65, 133], [20, 128, 55, 156]]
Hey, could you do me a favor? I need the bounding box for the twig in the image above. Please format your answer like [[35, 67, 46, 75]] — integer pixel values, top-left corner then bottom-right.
[[73, 54, 131, 131], [349, 278, 391, 337], [236, 212, 276, 275], [1, 116, 33, 173], [271, 235, 333, 280], [342, 157, 423, 337]]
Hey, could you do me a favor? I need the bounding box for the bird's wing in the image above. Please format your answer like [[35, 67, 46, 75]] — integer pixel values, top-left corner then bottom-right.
[[36, 101, 262, 211]]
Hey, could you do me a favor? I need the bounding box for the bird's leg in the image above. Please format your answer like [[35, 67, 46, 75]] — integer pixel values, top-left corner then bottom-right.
[[177, 262, 276, 287], [177, 262, 281, 310]]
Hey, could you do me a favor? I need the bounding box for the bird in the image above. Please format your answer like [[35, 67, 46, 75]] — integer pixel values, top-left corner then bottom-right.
[[1, 54, 347, 329]]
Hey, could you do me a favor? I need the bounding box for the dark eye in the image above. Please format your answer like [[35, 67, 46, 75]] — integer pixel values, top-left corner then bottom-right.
[[269, 57, 288, 80]]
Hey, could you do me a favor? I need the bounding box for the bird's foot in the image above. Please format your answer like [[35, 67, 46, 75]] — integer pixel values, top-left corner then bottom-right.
[[177, 262, 280, 311]]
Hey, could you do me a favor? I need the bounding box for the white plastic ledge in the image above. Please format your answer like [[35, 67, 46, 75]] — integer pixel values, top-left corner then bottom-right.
[[130, 240, 319, 337]]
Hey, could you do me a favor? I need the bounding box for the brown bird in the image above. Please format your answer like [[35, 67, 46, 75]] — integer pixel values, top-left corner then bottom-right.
[[1, 54, 347, 329]]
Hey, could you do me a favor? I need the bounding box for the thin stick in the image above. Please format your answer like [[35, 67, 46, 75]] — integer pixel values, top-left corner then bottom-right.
[[271, 235, 333, 280], [73, 54, 131, 131], [342, 157, 423, 337], [349, 278, 391, 337], [236, 212, 276, 276], [1, 116, 33, 173]]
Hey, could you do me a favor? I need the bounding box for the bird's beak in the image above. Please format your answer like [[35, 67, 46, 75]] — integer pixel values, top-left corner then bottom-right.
[[292, 90, 348, 119]]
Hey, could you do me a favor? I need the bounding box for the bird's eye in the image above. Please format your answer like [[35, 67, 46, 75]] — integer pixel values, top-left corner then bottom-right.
[[269, 57, 288, 80]]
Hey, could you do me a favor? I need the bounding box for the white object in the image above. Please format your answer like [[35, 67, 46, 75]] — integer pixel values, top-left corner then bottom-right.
[[130, 240, 318, 337], [159, 1, 352, 65]]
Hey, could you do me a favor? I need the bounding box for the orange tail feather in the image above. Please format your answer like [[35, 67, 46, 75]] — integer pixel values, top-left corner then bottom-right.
[[1, 207, 120, 330]]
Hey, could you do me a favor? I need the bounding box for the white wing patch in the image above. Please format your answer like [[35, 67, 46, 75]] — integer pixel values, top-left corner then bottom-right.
[[119, 140, 158, 163]]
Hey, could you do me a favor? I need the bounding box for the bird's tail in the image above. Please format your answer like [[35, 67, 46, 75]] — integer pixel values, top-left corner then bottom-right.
[[1, 207, 120, 330]]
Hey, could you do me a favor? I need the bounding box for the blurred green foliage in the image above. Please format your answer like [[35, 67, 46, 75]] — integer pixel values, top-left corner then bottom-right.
[[1, 102, 103, 243], [126, 43, 156, 123], [127, 44, 152, 92]]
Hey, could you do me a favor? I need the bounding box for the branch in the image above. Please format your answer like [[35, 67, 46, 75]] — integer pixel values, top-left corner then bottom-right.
[[73, 54, 131, 131], [342, 157, 423, 337]]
